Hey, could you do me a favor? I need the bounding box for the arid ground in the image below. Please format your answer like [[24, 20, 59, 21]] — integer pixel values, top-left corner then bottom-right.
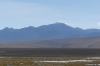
[[1, 37, 100, 48], [0, 48, 100, 57]]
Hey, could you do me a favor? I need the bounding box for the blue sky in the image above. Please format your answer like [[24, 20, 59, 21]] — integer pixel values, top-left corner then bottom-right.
[[0, 0, 100, 29]]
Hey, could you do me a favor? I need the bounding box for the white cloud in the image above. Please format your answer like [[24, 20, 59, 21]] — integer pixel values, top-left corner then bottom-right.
[[97, 22, 100, 26]]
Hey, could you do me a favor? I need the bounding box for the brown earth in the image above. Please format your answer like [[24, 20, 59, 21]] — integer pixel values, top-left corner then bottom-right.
[[0, 37, 100, 48]]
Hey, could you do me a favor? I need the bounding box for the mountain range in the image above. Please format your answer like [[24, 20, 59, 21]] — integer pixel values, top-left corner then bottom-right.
[[0, 22, 100, 41]]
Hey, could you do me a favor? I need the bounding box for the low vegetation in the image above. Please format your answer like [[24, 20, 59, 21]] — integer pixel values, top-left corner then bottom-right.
[[0, 57, 100, 66]]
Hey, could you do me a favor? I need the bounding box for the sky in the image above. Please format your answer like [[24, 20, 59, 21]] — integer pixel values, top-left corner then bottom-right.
[[0, 0, 100, 29]]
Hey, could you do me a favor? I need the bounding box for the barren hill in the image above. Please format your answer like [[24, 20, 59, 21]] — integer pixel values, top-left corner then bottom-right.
[[0, 37, 100, 48]]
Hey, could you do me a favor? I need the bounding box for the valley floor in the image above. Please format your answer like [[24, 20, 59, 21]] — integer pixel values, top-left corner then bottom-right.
[[0, 48, 100, 57], [0, 57, 100, 66]]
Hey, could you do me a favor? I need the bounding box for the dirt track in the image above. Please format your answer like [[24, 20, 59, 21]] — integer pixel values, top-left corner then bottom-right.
[[0, 48, 100, 57]]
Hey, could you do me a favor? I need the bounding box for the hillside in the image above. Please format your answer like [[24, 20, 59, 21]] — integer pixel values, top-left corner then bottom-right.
[[1, 37, 100, 48], [0, 23, 100, 41]]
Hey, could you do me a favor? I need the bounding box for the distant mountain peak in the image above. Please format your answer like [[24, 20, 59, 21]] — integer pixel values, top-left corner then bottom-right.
[[2, 27, 14, 31], [0, 23, 100, 41], [46, 22, 71, 27], [54, 22, 65, 24], [51, 22, 66, 25]]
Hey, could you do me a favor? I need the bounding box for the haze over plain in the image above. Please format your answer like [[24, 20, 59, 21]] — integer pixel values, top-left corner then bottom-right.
[[1, 0, 100, 48]]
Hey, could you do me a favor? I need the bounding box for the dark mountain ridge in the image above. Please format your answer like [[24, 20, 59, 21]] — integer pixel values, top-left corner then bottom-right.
[[0, 22, 100, 41]]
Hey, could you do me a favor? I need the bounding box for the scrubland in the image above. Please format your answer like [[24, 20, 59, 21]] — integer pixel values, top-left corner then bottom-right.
[[0, 57, 100, 66]]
